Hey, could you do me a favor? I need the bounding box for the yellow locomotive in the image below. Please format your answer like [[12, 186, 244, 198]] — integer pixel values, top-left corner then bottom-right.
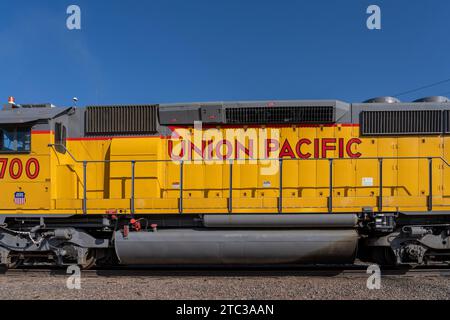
[[1, 96, 450, 268]]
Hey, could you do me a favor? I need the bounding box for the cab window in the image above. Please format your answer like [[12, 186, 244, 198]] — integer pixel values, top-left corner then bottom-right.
[[55, 123, 67, 146], [0, 127, 31, 153], [54, 122, 67, 153]]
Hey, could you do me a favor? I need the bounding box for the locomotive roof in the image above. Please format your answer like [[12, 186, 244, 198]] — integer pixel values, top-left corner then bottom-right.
[[0, 106, 73, 124], [2, 98, 450, 137]]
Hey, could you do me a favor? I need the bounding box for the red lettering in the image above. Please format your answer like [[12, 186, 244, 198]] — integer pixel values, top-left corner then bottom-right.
[[279, 139, 296, 159], [338, 138, 344, 158], [9, 158, 23, 179], [235, 139, 254, 159], [168, 140, 185, 161], [0, 158, 7, 179], [265, 139, 279, 158], [295, 139, 312, 159], [314, 139, 320, 158], [321, 138, 336, 158], [204, 140, 214, 160], [168, 137, 363, 161], [216, 140, 233, 160], [346, 138, 362, 158], [189, 142, 203, 159], [25, 158, 40, 179]]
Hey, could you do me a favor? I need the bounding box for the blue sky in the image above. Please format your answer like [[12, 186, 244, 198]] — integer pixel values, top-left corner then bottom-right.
[[0, 0, 449, 106]]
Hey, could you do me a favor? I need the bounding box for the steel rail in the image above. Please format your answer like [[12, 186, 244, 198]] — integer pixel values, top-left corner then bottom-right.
[[3, 266, 450, 278]]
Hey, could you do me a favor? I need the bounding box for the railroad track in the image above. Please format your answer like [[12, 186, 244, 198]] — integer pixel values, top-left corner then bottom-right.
[[2, 265, 450, 278]]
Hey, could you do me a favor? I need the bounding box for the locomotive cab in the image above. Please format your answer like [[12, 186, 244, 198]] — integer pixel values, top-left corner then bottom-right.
[[0, 103, 72, 213]]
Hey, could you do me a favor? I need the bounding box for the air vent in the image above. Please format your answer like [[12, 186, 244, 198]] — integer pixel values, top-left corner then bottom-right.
[[364, 97, 400, 104], [85, 105, 158, 136], [444, 110, 450, 134], [413, 96, 450, 103], [225, 106, 334, 124], [361, 110, 442, 135]]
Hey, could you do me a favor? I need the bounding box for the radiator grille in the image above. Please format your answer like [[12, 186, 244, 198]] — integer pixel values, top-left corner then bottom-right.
[[85, 105, 158, 136], [445, 110, 450, 134], [225, 106, 334, 124], [360, 110, 443, 135]]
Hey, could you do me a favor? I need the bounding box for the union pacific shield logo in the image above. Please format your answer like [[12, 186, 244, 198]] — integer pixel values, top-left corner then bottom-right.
[[14, 192, 26, 205]]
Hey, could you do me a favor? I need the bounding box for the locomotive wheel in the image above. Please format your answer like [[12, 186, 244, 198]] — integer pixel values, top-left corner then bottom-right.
[[6, 258, 21, 269], [79, 249, 97, 270], [371, 247, 396, 266], [0, 259, 20, 270]]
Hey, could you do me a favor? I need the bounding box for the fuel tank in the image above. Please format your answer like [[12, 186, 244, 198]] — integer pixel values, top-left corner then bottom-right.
[[114, 229, 358, 265], [203, 214, 358, 228]]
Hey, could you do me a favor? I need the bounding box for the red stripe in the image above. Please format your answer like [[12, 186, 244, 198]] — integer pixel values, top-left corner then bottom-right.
[[67, 137, 112, 141], [66, 135, 170, 141], [32, 130, 53, 134]]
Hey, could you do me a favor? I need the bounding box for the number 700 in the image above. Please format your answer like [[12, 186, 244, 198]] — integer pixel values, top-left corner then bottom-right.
[[0, 158, 40, 180]]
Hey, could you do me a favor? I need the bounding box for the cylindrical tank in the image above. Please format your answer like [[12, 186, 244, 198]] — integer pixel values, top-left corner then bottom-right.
[[115, 229, 358, 265], [203, 214, 358, 228]]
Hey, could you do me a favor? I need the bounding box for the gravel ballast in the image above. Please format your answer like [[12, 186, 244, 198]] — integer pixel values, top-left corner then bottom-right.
[[0, 272, 449, 300]]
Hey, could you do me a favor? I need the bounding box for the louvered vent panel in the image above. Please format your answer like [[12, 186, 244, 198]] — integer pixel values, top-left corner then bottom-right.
[[361, 110, 442, 135], [225, 106, 334, 124], [85, 105, 158, 136], [444, 110, 450, 133]]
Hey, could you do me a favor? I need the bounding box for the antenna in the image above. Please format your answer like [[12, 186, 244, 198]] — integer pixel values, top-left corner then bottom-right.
[[72, 97, 78, 107]]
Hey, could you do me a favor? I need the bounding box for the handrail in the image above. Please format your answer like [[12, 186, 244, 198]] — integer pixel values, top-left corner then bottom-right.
[[48, 144, 80, 163], [48, 143, 447, 215], [48, 143, 450, 166]]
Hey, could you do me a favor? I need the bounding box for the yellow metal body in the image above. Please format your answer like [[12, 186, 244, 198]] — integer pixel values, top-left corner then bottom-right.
[[1, 125, 449, 215]]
